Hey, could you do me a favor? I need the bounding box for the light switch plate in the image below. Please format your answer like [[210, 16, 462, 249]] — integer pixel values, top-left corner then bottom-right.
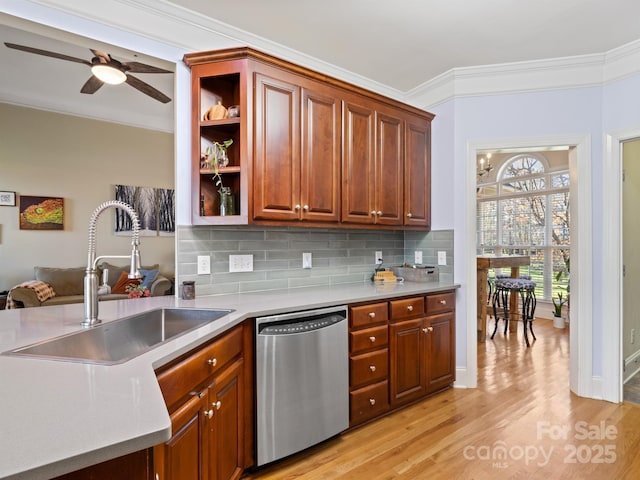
[[229, 254, 253, 272], [302, 252, 312, 269], [375, 251, 383, 264], [414, 251, 423, 265], [197, 255, 211, 274], [438, 251, 447, 266]]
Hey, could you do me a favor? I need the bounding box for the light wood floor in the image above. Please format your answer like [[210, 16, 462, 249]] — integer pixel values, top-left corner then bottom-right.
[[244, 318, 640, 479]]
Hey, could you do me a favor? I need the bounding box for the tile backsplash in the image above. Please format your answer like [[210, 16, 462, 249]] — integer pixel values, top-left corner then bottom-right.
[[177, 226, 453, 296]]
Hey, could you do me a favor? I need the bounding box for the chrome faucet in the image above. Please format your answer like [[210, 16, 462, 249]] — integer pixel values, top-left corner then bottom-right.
[[83, 200, 142, 327]]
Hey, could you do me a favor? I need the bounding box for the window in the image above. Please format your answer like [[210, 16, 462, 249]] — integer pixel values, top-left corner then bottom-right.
[[477, 153, 570, 301]]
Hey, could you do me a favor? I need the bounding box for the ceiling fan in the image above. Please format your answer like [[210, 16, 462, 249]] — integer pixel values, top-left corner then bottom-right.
[[4, 42, 172, 103]]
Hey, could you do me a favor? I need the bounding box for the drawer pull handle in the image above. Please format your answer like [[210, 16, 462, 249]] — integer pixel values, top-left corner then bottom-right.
[[369, 398, 376, 406], [369, 365, 376, 372], [440, 299, 447, 305], [204, 409, 213, 419], [369, 312, 376, 319], [207, 358, 218, 367], [213, 400, 221, 410], [407, 305, 414, 312], [369, 336, 376, 343]]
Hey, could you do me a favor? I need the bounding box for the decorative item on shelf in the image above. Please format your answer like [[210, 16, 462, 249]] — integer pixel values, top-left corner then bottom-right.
[[202, 139, 235, 215], [126, 283, 150, 299], [203, 100, 228, 120], [552, 292, 568, 328], [477, 153, 494, 178], [227, 105, 240, 118]]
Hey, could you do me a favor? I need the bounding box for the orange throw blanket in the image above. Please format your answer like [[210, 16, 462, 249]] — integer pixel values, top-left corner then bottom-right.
[[6, 281, 56, 309]]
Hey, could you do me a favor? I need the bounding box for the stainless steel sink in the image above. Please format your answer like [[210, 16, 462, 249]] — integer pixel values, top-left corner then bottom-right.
[[3, 308, 233, 365]]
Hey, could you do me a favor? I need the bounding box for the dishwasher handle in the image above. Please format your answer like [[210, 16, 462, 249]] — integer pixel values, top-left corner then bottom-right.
[[257, 308, 347, 335]]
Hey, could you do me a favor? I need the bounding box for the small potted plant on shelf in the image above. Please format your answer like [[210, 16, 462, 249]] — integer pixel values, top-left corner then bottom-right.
[[552, 292, 568, 328], [202, 139, 234, 215]]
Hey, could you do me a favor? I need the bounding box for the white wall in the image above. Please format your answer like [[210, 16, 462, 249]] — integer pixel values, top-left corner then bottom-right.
[[0, 103, 175, 291]]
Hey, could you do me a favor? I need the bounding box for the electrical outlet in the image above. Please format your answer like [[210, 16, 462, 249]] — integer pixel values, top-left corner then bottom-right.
[[375, 251, 383, 264], [229, 254, 253, 272], [438, 251, 447, 266], [197, 255, 211, 275], [632, 329, 636, 345], [302, 252, 312, 269], [414, 251, 423, 265]]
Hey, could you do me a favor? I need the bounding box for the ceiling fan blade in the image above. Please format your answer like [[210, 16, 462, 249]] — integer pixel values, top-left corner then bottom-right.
[[125, 74, 171, 103], [123, 61, 172, 74], [4, 42, 91, 66], [80, 75, 104, 94]]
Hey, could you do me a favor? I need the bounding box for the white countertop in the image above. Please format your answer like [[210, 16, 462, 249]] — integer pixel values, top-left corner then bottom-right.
[[0, 281, 457, 480]]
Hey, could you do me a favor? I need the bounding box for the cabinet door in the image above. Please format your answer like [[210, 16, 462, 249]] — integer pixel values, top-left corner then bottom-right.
[[253, 73, 300, 221], [404, 115, 431, 228], [426, 312, 456, 393], [374, 111, 403, 226], [208, 359, 244, 480], [389, 317, 427, 407], [301, 84, 341, 222], [155, 391, 207, 480], [342, 99, 375, 224]]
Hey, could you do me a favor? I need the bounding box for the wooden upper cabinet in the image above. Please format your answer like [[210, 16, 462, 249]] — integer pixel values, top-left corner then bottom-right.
[[300, 84, 341, 222], [184, 47, 433, 230], [342, 97, 403, 226], [253, 71, 341, 223], [404, 114, 431, 228], [253, 72, 301, 221]]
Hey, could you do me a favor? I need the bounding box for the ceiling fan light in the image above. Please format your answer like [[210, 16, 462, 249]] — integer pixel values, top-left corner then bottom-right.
[[91, 64, 126, 85]]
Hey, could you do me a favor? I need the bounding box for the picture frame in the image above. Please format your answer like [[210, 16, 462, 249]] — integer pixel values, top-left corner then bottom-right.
[[19, 195, 64, 230], [0, 191, 16, 206]]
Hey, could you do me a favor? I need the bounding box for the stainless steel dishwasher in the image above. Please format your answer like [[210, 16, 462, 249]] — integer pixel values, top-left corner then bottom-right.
[[255, 305, 349, 466]]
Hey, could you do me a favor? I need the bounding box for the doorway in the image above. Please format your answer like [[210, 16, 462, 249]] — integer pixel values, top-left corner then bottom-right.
[[466, 135, 592, 398]]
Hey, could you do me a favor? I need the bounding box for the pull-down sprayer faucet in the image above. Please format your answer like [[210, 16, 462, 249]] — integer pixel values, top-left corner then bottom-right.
[[83, 200, 142, 327]]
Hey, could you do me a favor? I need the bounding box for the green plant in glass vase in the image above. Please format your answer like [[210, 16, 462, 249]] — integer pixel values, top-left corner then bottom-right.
[[203, 139, 233, 193], [202, 139, 235, 215]]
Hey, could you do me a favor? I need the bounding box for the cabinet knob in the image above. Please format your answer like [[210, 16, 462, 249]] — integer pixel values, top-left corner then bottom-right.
[[422, 327, 428, 333], [377, 211, 382, 216], [207, 358, 217, 367], [204, 409, 214, 419], [369, 398, 376, 406], [371, 210, 377, 216], [213, 400, 221, 410], [407, 212, 413, 218], [440, 299, 447, 305], [369, 365, 376, 372], [295, 204, 301, 211], [369, 312, 376, 319], [303, 205, 309, 211], [369, 336, 376, 343], [407, 305, 414, 312]]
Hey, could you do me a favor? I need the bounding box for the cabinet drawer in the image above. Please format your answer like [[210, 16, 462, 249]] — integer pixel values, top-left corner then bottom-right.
[[426, 292, 455, 314], [350, 325, 388, 354], [350, 302, 389, 329], [156, 325, 243, 411], [350, 348, 388, 388], [350, 380, 390, 426], [390, 296, 425, 320]]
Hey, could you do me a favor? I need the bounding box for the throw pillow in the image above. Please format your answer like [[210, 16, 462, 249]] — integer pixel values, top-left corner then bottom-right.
[[111, 271, 143, 294], [139, 269, 159, 289], [100, 262, 160, 287]]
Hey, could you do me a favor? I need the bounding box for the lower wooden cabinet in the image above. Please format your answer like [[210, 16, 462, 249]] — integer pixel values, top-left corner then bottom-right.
[[154, 322, 252, 480]]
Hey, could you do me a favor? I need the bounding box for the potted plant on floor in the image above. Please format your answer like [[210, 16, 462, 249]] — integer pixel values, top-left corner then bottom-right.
[[552, 292, 568, 328]]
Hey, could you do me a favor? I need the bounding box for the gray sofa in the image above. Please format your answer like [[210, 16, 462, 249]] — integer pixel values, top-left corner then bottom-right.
[[9, 263, 172, 308]]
